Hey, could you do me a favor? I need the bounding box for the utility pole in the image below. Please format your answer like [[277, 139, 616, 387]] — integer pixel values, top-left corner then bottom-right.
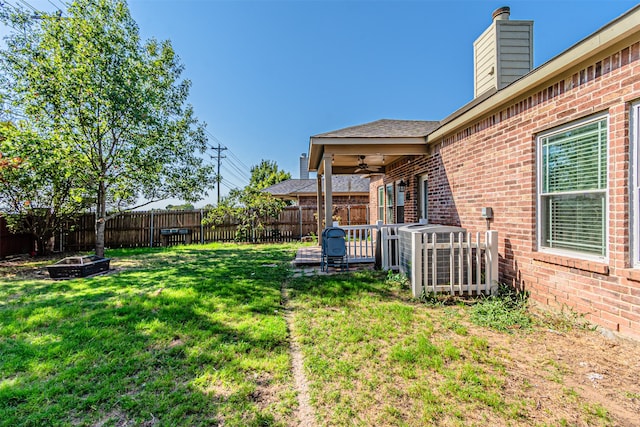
[[211, 144, 227, 205]]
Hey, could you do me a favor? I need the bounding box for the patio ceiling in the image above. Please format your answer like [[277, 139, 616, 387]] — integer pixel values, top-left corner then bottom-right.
[[308, 119, 439, 175], [308, 119, 439, 237]]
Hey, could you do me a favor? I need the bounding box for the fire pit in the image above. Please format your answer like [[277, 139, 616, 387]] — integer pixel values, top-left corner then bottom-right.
[[47, 255, 111, 279]]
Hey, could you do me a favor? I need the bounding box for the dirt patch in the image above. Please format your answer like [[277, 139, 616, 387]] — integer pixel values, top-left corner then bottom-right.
[[0, 253, 63, 279], [0, 253, 145, 280], [490, 321, 640, 426], [429, 304, 640, 426]]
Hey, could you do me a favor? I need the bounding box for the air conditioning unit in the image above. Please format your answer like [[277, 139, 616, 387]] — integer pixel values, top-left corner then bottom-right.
[[398, 224, 467, 289]]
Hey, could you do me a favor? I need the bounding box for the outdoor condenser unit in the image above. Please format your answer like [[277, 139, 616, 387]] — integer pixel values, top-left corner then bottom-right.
[[398, 224, 467, 287]]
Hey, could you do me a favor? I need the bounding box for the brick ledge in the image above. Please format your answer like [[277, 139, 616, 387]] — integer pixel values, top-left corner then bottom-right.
[[618, 268, 640, 282], [533, 252, 609, 275]]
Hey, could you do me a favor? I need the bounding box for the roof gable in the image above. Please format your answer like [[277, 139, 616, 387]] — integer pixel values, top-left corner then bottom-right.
[[313, 119, 439, 139]]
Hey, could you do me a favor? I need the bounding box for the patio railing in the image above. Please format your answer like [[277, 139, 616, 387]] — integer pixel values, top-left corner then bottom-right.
[[332, 221, 409, 267], [339, 223, 377, 263], [334, 221, 499, 296]]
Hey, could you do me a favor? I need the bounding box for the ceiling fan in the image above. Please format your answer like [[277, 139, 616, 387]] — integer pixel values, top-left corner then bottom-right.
[[354, 155, 382, 174]]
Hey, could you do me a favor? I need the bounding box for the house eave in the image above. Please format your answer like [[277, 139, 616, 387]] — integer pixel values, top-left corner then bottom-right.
[[308, 136, 427, 173]]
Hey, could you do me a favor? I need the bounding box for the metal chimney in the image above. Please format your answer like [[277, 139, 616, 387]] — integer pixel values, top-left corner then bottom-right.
[[299, 153, 309, 179], [492, 6, 510, 21]]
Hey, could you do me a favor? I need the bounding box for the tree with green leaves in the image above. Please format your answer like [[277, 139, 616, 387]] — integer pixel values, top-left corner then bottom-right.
[[166, 203, 195, 211], [0, 0, 215, 257], [203, 160, 290, 241], [248, 159, 292, 190], [0, 122, 89, 254]]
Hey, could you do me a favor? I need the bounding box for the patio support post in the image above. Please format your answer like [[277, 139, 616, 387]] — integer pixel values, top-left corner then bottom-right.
[[323, 153, 333, 235], [298, 205, 303, 239], [316, 174, 323, 245]]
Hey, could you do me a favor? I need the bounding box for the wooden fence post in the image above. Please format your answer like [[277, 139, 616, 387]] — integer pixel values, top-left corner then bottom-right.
[[200, 209, 204, 244], [149, 211, 154, 248]]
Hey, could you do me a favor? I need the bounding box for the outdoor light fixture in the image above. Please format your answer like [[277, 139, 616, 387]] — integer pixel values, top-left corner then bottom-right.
[[398, 179, 407, 192]]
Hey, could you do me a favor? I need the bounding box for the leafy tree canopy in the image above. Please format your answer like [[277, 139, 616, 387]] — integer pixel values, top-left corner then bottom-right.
[[166, 203, 195, 211], [0, 0, 216, 256], [249, 159, 291, 191], [203, 160, 291, 241], [0, 122, 89, 254]]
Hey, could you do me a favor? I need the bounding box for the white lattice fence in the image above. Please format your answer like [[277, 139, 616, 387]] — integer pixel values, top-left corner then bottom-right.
[[408, 230, 499, 297]]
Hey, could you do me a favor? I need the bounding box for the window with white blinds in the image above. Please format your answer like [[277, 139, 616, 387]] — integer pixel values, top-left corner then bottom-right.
[[377, 186, 384, 223], [386, 183, 394, 224], [632, 103, 640, 267], [538, 116, 608, 257]]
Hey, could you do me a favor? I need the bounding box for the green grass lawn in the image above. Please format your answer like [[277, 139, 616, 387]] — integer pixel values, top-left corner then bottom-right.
[[287, 271, 523, 426], [2, 244, 635, 427], [286, 271, 632, 427], [0, 244, 298, 426]]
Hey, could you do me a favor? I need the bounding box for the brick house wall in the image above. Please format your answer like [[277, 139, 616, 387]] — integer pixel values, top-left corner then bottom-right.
[[372, 41, 640, 340], [368, 176, 382, 224]]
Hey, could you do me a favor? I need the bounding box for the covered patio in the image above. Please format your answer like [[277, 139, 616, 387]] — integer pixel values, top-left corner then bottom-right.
[[307, 119, 439, 235]]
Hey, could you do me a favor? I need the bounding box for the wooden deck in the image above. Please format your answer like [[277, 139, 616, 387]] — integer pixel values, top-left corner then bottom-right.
[[293, 246, 323, 266], [292, 245, 375, 266]]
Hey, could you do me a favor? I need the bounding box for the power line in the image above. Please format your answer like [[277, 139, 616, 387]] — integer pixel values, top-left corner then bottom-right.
[[219, 179, 236, 192], [220, 165, 248, 186], [204, 128, 252, 175], [45, 0, 64, 13], [15, 0, 37, 12], [224, 157, 251, 180], [227, 148, 252, 173]]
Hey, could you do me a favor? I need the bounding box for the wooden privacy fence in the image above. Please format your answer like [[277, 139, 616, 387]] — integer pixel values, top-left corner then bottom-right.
[[0, 217, 34, 258], [59, 205, 369, 252]]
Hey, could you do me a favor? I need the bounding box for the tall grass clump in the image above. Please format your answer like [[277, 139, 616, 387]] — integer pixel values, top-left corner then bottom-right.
[[470, 283, 532, 332]]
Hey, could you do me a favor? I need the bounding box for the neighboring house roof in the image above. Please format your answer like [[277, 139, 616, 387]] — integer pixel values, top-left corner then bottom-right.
[[263, 176, 370, 198], [312, 119, 440, 139]]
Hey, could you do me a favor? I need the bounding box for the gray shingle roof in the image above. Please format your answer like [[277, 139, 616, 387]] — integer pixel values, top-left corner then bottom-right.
[[263, 176, 370, 197], [312, 119, 439, 138]]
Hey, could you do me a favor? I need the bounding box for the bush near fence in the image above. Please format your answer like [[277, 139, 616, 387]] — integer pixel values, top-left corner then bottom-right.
[[57, 205, 369, 251]]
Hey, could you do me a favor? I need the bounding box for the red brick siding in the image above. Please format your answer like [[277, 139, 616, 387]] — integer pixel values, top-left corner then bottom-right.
[[369, 176, 384, 223], [376, 41, 640, 340]]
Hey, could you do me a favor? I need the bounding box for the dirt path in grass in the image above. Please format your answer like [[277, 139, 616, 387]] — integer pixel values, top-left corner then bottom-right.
[[281, 283, 316, 427]]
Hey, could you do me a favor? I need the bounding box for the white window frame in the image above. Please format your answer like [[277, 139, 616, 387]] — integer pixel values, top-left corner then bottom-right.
[[536, 114, 609, 261], [377, 186, 384, 223], [631, 102, 640, 267], [418, 173, 428, 222], [385, 183, 394, 224], [395, 180, 405, 224]]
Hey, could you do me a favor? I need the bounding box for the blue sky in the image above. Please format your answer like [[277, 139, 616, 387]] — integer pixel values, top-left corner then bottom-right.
[[4, 0, 640, 208]]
